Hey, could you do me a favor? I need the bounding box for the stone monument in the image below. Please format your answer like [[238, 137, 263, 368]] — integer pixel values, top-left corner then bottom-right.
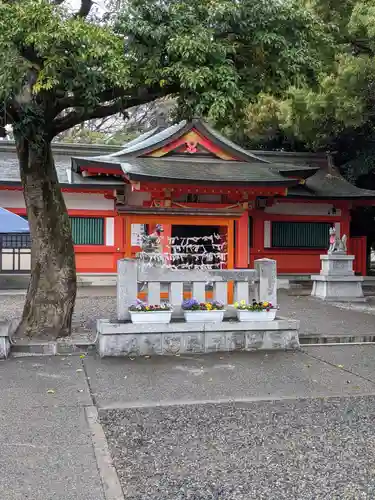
[[137, 224, 166, 268], [311, 227, 365, 302]]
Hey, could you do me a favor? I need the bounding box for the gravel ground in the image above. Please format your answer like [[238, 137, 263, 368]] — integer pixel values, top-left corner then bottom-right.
[[0, 293, 116, 334], [101, 396, 375, 500], [1, 289, 375, 337]]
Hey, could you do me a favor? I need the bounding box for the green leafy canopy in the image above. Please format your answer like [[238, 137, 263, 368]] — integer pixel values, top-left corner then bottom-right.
[[245, 1, 375, 150], [0, 0, 330, 137]]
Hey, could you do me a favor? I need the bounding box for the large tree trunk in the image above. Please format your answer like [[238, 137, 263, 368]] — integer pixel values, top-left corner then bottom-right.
[[15, 136, 77, 339]]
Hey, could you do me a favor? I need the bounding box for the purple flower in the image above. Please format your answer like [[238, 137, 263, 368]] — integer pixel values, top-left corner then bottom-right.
[[182, 298, 200, 310]]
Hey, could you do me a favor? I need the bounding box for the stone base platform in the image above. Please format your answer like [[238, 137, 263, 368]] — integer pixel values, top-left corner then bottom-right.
[[311, 275, 366, 302], [97, 318, 300, 357], [0, 320, 15, 359]]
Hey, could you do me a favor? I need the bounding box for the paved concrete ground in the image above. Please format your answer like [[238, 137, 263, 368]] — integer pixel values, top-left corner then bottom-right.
[[0, 356, 105, 500], [3, 330, 375, 498], [278, 293, 375, 338], [84, 349, 375, 409]]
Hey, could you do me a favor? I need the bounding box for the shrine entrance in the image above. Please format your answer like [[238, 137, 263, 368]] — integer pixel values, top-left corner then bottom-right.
[[123, 214, 236, 270], [171, 225, 224, 269]]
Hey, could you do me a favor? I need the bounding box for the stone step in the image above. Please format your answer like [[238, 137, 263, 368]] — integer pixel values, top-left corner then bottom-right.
[[10, 338, 96, 356], [300, 334, 375, 345]]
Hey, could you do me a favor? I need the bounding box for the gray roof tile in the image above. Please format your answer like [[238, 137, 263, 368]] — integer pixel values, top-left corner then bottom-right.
[[121, 158, 295, 185], [304, 169, 375, 198], [0, 151, 71, 183]]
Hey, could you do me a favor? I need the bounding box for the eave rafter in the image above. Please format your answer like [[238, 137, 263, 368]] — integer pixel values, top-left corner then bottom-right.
[[129, 181, 288, 197]]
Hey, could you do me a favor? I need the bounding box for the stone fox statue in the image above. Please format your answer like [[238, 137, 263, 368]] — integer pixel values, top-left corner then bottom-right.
[[328, 227, 347, 254], [141, 224, 164, 254]]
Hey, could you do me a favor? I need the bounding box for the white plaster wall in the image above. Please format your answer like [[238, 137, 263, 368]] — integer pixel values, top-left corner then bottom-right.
[[63, 192, 114, 210], [0, 191, 25, 208], [0, 190, 114, 210], [265, 202, 341, 216], [127, 190, 151, 206], [105, 218, 115, 246]]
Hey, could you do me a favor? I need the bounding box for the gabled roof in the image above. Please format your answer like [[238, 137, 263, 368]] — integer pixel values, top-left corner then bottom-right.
[[72, 119, 281, 168], [1, 126, 375, 199], [71, 119, 317, 189]]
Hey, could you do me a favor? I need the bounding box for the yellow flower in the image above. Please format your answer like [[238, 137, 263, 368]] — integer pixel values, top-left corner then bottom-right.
[[146, 306, 150, 310], [240, 300, 246, 305], [234, 302, 239, 308], [263, 301, 269, 307], [206, 303, 213, 310]]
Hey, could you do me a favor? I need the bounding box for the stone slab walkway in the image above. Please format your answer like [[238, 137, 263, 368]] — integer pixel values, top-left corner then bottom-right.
[[84, 349, 375, 409], [2, 346, 375, 499], [278, 292, 375, 339], [0, 356, 105, 500]]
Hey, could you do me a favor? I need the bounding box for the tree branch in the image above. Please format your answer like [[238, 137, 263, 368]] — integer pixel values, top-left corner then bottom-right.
[[53, 83, 179, 120], [54, 86, 131, 116], [52, 84, 179, 136], [53, 96, 143, 135], [74, 0, 93, 18]]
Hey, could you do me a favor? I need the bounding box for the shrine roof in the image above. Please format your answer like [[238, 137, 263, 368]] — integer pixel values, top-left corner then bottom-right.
[[119, 158, 296, 185], [288, 168, 375, 199], [73, 119, 273, 164], [0, 133, 375, 199], [0, 149, 123, 189], [70, 119, 318, 187]]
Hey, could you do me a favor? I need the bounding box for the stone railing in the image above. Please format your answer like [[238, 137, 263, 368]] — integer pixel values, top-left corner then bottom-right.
[[117, 258, 277, 321]]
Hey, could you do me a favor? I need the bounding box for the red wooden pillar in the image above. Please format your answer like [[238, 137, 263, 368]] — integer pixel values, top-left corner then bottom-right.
[[113, 214, 125, 271], [235, 212, 249, 268], [251, 210, 265, 265], [124, 215, 132, 258]]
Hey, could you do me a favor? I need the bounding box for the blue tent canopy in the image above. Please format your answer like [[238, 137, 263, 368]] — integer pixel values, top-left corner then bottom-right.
[[0, 208, 29, 233]]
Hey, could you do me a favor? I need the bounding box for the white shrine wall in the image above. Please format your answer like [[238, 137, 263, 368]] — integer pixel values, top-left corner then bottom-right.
[[0, 190, 115, 211]]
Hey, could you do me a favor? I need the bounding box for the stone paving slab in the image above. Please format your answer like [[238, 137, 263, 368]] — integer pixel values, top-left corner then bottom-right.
[[303, 345, 375, 382], [101, 396, 375, 500], [84, 351, 375, 409], [0, 356, 91, 410], [278, 292, 375, 337], [0, 406, 105, 500], [0, 356, 105, 500], [331, 297, 375, 316]]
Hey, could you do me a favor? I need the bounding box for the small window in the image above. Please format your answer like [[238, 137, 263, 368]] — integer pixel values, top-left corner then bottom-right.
[[0, 233, 31, 248], [70, 217, 104, 245], [271, 222, 331, 249]]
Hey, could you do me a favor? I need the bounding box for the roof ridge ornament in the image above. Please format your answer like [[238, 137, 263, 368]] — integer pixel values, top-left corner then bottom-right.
[[185, 140, 198, 154]]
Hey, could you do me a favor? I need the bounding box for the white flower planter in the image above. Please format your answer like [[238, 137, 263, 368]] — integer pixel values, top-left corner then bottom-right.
[[184, 310, 225, 323], [130, 311, 172, 324], [236, 309, 277, 322]]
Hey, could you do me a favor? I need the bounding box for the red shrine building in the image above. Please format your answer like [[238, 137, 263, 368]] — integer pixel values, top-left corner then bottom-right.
[[0, 118, 374, 276]]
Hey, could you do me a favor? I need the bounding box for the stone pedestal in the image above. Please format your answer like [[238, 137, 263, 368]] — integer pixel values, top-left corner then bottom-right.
[[0, 321, 11, 359], [255, 258, 277, 306], [311, 254, 365, 302]]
